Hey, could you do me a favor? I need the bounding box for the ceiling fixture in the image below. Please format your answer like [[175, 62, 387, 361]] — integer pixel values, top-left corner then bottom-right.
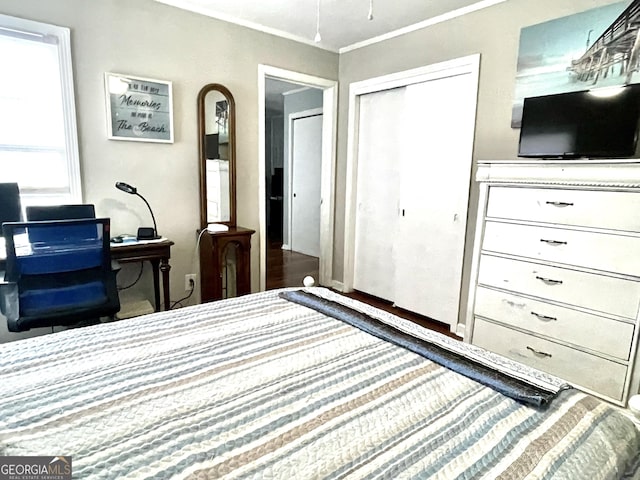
[[368, 0, 374, 20], [314, 0, 321, 42]]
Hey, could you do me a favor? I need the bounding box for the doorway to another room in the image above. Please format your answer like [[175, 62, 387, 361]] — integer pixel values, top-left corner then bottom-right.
[[259, 67, 337, 291], [265, 80, 321, 289]]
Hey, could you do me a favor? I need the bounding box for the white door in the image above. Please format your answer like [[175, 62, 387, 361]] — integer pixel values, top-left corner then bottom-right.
[[393, 73, 477, 326], [352, 88, 404, 300], [291, 113, 322, 257]]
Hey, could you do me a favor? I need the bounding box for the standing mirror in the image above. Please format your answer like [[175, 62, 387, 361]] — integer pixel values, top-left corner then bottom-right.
[[198, 84, 236, 228]]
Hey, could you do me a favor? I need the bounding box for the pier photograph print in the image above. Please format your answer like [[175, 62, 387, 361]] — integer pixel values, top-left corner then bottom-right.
[[512, 0, 640, 127]]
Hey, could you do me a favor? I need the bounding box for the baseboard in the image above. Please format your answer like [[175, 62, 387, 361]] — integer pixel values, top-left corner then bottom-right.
[[455, 323, 466, 339], [330, 280, 345, 292], [281, 243, 290, 250]]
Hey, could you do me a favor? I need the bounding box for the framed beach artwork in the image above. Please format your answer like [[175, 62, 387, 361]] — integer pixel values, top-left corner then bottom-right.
[[104, 72, 174, 142], [511, 0, 639, 127]]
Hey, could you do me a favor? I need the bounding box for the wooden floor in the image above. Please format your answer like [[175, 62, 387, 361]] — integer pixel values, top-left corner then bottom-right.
[[266, 242, 319, 290], [265, 242, 459, 340], [342, 290, 460, 340]]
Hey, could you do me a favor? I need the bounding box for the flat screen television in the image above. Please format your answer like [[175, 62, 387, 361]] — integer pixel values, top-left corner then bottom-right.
[[517, 84, 640, 159]]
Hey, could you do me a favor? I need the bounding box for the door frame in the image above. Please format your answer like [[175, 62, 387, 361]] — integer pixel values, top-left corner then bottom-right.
[[343, 54, 480, 300], [258, 65, 338, 291], [287, 108, 323, 253]]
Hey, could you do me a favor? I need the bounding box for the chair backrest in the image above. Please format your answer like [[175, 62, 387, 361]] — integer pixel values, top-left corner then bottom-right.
[[25, 204, 96, 244], [0, 183, 22, 237], [1, 218, 120, 331], [26, 204, 96, 221]]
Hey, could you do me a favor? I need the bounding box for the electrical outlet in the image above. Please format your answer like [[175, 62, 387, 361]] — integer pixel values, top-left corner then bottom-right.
[[185, 274, 197, 291]]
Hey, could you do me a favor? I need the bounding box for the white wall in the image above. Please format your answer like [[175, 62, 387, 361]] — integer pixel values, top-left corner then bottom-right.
[[0, 0, 338, 342]]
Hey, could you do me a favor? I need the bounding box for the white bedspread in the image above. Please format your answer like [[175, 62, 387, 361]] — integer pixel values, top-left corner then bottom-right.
[[0, 288, 638, 479]]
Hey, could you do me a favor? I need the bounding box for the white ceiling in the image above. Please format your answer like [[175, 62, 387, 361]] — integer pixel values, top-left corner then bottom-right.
[[155, 0, 508, 53]]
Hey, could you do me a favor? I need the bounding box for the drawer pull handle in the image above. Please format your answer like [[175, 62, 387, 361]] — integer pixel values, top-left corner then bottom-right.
[[526, 346, 553, 358], [531, 311, 557, 322], [535, 275, 563, 285], [546, 201, 574, 207], [540, 239, 567, 246]]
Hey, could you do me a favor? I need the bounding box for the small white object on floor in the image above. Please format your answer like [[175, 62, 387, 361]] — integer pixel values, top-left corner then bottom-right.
[[303, 276, 315, 287]]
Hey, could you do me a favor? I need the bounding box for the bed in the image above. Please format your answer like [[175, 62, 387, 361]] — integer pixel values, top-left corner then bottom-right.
[[0, 287, 639, 479]]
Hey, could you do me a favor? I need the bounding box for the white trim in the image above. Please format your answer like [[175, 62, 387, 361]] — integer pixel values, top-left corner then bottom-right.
[[348, 54, 480, 95], [463, 181, 490, 343], [58, 24, 81, 202], [331, 280, 345, 292], [155, 0, 504, 55], [475, 159, 640, 187], [0, 14, 82, 203], [258, 65, 338, 291], [155, 0, 338, 52], [343, 54, 481, 295], [339, 0, 508, 53], [282, 86, 311, 96], [287, 108, 323, 252]]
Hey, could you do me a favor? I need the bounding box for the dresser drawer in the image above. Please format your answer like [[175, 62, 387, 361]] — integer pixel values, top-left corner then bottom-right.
[[478, 255, 640, 319], [472, 318, 628, 401], [487, 187, 640, 232], [483, 221, 640, 276], [474, 286, 634, 360]]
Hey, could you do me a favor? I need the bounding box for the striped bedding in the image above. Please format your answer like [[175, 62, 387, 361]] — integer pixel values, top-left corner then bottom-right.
[[0, 288, 639, 479]]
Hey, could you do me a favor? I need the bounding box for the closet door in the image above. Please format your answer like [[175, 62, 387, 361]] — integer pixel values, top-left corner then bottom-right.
[[394, 72, 477, 326], [291, 113, 322, 257], [352, 87, 404, 300]]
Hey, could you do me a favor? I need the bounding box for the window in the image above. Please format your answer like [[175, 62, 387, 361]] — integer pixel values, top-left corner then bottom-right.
[[0, 14, 81, 207]]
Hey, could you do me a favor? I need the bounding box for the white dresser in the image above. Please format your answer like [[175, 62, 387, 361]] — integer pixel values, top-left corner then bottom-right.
[[466, 160, 640, 406]]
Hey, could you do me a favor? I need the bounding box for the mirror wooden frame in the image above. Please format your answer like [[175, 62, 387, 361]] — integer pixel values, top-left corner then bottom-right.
[[198, 83, 236, 228]]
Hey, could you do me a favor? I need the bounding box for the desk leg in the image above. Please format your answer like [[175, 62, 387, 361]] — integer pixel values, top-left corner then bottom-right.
[[150, 259, 160, 312], [160, 258, 171, 311]]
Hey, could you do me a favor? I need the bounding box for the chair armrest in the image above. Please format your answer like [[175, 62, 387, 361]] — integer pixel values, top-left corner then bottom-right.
[[0, 280, 19, 321]]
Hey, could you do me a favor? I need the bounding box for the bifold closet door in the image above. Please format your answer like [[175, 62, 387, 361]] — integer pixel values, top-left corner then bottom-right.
[[393, 72, 477, 326], [352, 87, 405, 300]]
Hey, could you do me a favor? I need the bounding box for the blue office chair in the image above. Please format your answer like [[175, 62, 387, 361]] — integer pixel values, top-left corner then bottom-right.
[[0, 218, 120, 332], [25, 204, 96, 243]]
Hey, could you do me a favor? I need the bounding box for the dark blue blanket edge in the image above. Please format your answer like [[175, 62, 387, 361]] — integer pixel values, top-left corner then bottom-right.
[[280, 290, 567, 408]]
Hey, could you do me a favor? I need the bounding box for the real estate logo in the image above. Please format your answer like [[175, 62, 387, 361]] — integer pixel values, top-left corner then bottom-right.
[[0, 456, 72, 480]]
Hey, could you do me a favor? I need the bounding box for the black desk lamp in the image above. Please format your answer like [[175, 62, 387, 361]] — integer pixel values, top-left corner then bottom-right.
[[115, 181, 160, 240]]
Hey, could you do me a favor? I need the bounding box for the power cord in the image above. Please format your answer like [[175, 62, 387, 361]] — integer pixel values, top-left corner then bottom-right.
[[117, 262, 144, 291], [170, 277, 195, 309], [169, 228, 209, 309]]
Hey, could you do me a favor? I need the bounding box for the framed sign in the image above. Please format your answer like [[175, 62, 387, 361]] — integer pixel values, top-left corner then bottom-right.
[[104, 72, 174, 143]]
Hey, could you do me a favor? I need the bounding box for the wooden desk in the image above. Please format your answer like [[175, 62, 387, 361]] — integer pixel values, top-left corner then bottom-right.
[[110, 239, 174, 311]]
